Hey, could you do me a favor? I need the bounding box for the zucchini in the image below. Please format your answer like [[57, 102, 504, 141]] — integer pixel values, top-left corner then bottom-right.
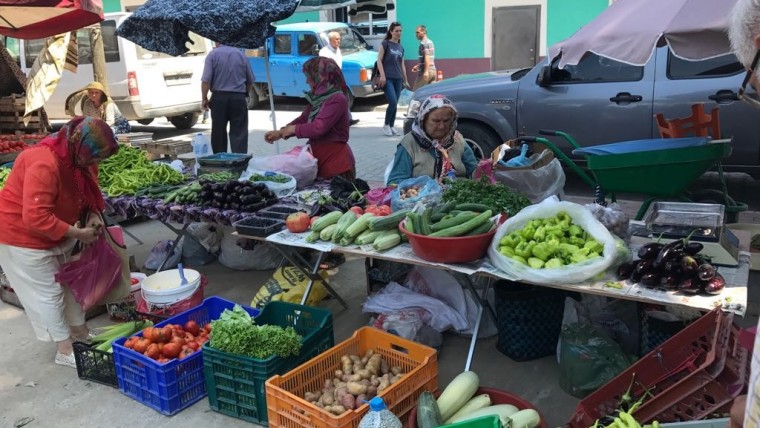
[[332, 210, 357, 242], [344, 212, 374, 238], [506, 409, 541, 428], [430, 210, 492, 238], [454, 203, 492, 212], [417, 391, 444, 428], [437, 371, 480, 421], [430, 212, 479, 232], [304, 230, 321, 243], [449, 404, 519, 426], [373, 231, 401, 251], [355, 230, 384, 246], [444, 394, 493, 425], [311, 211, 342, 232], [319, 224, 338, 241], [368, 209, 411, 231]]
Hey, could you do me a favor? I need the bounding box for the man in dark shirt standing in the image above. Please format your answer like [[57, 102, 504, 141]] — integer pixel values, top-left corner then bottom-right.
[[201, 42, 255, 153]]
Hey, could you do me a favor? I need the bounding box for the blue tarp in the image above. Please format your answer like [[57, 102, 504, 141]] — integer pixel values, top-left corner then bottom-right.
[[116, 0, 299, 56]]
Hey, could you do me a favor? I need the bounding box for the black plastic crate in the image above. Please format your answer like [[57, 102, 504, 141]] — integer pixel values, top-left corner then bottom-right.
[[257, 205, 305, 220], [73, 342, 118, 388], [233, 216, 285, 237], [198, 153, 252, 167]]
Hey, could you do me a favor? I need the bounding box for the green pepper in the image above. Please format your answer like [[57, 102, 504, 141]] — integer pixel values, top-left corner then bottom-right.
[[532, 225, 546, 241], [531, 241, 555, 262], [545, 258, 564, 268], [499, 246, 516, 257], [527, 257, 545, 269], [515, 240, 536, 259], [584, 239, 604, 254], [499, 232, 522, 248], [568, 224, 583, 237], [519, 224, 536, 240], [510, 254, 528, 265]]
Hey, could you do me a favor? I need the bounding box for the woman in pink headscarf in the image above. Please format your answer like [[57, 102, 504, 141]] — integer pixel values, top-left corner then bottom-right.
[[264, 56, 356, 180]]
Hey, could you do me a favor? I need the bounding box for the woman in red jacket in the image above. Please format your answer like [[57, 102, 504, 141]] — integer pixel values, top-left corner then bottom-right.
[[0, 117, 119, 368], [264, 56, 356, 180]]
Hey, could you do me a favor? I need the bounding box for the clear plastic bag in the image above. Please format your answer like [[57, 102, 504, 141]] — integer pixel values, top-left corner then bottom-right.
[[584, 202, 631, 242], [390, 176, 442, 212]]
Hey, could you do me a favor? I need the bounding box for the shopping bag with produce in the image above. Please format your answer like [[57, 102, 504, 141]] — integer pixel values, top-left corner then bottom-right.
[[487, 198, 619, 284], [390, 176, 442, 212]]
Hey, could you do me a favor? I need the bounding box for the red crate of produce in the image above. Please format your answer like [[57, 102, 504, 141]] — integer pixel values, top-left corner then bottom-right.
[[265, 327, 438, 428], [567, 309, 749, 426]]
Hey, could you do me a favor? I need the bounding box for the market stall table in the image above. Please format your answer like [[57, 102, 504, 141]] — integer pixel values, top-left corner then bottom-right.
[[235, 228, 750, 372]]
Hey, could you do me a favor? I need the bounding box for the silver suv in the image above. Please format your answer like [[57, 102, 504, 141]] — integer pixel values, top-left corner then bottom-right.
[[404, 47, 758, 178]]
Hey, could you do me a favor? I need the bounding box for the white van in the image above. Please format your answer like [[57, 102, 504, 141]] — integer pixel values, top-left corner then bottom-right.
[[16, 12, 211, 129]]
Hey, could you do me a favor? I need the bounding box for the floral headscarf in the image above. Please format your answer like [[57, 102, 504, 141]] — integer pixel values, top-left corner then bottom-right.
[[302, 56, 350, 121], [37, 116, 119, 212], [410, 95, 462, 180]]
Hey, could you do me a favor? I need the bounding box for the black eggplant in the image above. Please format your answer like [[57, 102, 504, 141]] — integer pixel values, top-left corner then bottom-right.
[[684, 242, 704, 256], [640, 272, 661, 287], [240, 194, 263, 205], [617, 261, 636, 280], [637, 242, 664, 260], [654, 240, 685, 266], [663, 259, 682, 275], [660, 274, 680, 289], [635, 259, 655, 276], [697, 263, 717, 281], [704, 274, 726, 295], [678, 278, 702, 295], [224, 180, 238, 192]]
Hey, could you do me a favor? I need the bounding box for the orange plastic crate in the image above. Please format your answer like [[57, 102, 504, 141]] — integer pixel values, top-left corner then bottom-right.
[[265, 327, 438, 428]]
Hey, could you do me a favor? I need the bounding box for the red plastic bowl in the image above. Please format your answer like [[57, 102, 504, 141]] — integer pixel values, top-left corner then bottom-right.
[[405, 386, 548, 428], [398, 220, 497, 264]]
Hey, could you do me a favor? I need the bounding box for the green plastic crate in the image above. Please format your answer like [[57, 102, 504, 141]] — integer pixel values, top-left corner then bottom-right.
[[202, 301, 334, 425], [438, 415, 502, 428]]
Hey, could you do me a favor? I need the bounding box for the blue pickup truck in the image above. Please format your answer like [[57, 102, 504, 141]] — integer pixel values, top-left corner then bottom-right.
[[246, 22, 379, 110]]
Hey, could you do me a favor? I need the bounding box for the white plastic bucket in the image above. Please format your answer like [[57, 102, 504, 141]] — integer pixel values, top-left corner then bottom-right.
[[141, 269, 201, 305]]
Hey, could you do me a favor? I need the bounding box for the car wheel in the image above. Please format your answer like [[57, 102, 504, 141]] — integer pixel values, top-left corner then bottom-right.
[[457, 122, 501, 160], [169, 112, 199, 129], [136, 118, 154, 125], [247, 87, 263, 109]]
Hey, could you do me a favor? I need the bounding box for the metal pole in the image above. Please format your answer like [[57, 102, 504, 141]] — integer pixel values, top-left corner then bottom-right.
[[89, 24, 108, 87], [263, 43, 280, 154]]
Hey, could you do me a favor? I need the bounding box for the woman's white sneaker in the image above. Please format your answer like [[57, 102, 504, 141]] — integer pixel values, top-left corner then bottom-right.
[[55, 352, 76, 368], [382, 125, 393, 136], [390, 127, 400, 136]]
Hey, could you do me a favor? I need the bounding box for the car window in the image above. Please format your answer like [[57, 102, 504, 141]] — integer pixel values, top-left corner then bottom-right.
[[274, 34, 291, 54], [319, 27, 368, 54], [549, 53, 644, 83], [667, 53, 744, 79], [24, 20, 120, 65], [135, 31, 207, 59], [298, 33, 318, 56]]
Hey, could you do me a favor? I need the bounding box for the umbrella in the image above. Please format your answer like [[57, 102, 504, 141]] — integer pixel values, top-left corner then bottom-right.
[[116, 0, 299, 56], [548, 0, 738, 68], [0, 0, 104, 39]]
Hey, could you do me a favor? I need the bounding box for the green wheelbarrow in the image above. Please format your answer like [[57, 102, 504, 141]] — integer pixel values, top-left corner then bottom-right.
[[510, 130, 747, 221]]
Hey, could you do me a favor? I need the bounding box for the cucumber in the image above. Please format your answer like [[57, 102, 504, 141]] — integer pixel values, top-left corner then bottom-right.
[[419, 208, 433, 235], [432, 200, 457, 217], [430, 212, 478, 232], [368, 209, 410, 231], [454, 203, 493, 213], [466, 219, 495, 236], [430, 210, 492, 238], [417, 391, 444, 428]]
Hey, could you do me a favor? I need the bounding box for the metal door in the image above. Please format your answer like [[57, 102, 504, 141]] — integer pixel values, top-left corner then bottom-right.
[[492, 5, 539, 70]]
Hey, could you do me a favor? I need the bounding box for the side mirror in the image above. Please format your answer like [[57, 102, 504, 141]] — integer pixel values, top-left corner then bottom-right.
[[536, 65, 552, 87]]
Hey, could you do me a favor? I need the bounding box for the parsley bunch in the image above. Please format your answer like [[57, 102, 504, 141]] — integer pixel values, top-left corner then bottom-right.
[[442, 177, 532, 216], [210, 305, 302, 359]]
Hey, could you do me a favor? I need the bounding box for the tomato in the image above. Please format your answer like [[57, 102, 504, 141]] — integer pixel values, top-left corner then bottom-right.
[[148, 328, 163, 343], [184, 320, 201, 336], [204, 323, 212, 333], [161, 342, 181, 359], [349, 206, 364, 216], [124, 337, 138, 349], [130, 278, 140, 285], [142, 327, 155, 340], [309, 216, 320, 228], [365, 204, 391, 216], [185, 341, 200, 351], [179, 348, 194, 360], [145, 343, 161, 360], [285, 212, 310, 233], [133, 338, 150, 354], [161, 326, 174, 342], [170, 335, 186, 347]]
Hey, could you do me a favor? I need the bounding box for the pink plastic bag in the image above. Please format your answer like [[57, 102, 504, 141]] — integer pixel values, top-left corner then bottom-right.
[[366, 187, 393, 206], [247, 145, 318, 189], [56, 234, 123, 311]]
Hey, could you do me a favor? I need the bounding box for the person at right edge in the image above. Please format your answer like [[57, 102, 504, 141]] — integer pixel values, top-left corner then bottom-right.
[[728, 0, 760, 426], [376, 22, 410, 137], [412, 25, 436, 90], [201, 42, 255, 154]]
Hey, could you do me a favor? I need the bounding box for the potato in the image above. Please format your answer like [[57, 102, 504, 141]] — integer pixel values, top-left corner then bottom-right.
[[355, 394, 367, 406], [335, 369, 344, 378], [366, 385, 378, 398], [341, 356, 353, 374], [346, 381, 368, 395], [390, 366, 403, 375], [390, 374, 404, 384], [329, 405, 347, 415], [304, 391, 320, 402], [356, 369, 371, 380], [380, 359, 389, 375], [377, 374, 390, 392], [341, 393, 356, 410], [366, 354, 383, 376], [349, 373, 363, 382], [320, 391, 335, 406], [370, 376, 381, 387]]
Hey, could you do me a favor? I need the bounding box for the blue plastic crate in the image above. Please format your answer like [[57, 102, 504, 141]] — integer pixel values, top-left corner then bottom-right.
[[198, 152, 252, 167], [112, 296, 260, 415]]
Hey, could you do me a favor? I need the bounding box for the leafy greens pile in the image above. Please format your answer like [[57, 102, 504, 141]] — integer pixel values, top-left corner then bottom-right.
[[210, 305, 302, 359], [442, 176, 532, 216]]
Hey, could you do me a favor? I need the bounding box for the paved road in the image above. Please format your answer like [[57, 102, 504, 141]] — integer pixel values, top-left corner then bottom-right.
[[111, 96, 760, 221]]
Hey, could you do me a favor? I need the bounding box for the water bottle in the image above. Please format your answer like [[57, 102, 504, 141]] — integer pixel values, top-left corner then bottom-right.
[[357, 397, 401, 428], [191, 132, 209, 175]]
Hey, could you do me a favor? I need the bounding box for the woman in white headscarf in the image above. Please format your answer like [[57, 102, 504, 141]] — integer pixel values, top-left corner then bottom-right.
[[386, 94, 477, 186]]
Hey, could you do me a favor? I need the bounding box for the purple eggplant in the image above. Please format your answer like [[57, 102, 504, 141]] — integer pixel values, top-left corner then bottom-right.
[[617, 261, 636, 280], [704, 274, 726, 295], [638, 242, 664, 260], [678, 278, 702, 295], [640, 272, 661, 288], [660, 274, 680, 289], [697, 263, 717, 281], [684, 242, 704, 256]]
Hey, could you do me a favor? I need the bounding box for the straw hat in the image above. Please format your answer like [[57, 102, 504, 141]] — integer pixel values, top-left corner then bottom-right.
[[65, 81, 110, 116], [83, 81, 109, 98]]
